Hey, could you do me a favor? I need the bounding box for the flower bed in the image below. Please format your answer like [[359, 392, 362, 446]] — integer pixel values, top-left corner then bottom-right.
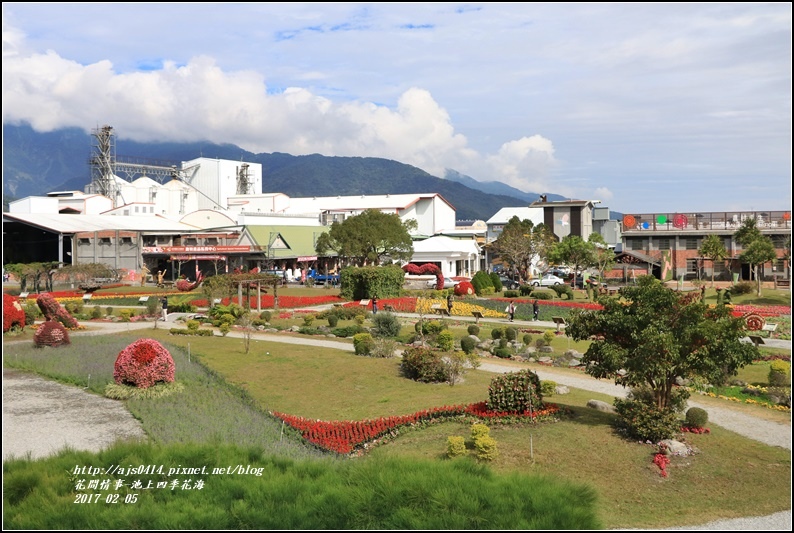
[[271, 401, 564, 455]]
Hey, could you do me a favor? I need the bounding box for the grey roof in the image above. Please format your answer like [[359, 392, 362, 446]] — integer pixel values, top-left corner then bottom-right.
[[3, 213, 200, 234]]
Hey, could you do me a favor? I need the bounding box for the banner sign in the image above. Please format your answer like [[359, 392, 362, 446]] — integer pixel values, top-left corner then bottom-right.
[[144, 245, 250, 254], [297, 256, 317, 262], [170, 255, 227, 261]]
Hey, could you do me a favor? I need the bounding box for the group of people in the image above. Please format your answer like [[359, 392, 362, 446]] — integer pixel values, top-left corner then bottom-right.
[[506, 300, 540, 322]]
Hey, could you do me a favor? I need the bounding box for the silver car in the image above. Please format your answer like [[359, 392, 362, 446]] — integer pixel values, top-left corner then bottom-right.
[[426, 277, 459, 289], [531, 274, 565, 287]]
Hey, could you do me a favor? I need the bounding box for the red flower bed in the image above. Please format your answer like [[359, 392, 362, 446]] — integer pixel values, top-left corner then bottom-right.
[[192, 294, 345, 309], [680, 425, 710, 434], [731, 304, 790, 318], [271, 402, 562, 455]]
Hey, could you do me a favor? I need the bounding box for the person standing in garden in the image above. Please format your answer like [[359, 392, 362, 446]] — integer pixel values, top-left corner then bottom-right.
[[447, 293, 454, 315], [161, 296, 168, 321], [507, 301, 516, 322], [533, 299, 539, 321], [371, 296, 378, 315]]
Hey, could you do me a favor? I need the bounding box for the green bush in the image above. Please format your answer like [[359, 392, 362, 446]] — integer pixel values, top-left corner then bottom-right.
[[467, 324, 480, 336], [543, 330, 556, 346], [473, 434, 499, 461], [490, 272, 503, 292], [91, 306, 103, 319], [327, 313, 339, 328], [302, 314, 315, 326], [446, 436, 467, 458], [470, 423, 490, 440], [259, 311, 272, 322], [400, 347, 448, 383], [491, 327, 504, 340], [685, 407, 709, 428], [504, 290, 518, 298], [613, 399, 682, 442], [493, 347, 512, 359], [354, 314, 366, 325], [219, 323, 230, 336], [460, 336, 477, 354], [731, 281, 755, 295], [505, 327, 518, 341], [471, 271, 494, 295], [436, 330, 455, 351], [768, 360, 791, 386], [168, 301, 197, 313], [23, 302, 41, 325], [118, 309, 133, 322], [372, 312, 402, 338], [331, 325, 365, 338], [353, 333, 375, 355], [487, 370, 543, 413], [519, 285, 533, 296], [424, 320, 446, 336], [540, 380, 557, 396], [552, 284, 575, 300], [531, 290, 554, 300], [169, 328, 214, 336], [522, 333, 532, 345], [298, 326, 322, 336], [105, 306, 114, 316], [317, 306, 360, 321], [186, 319, 200, 331]]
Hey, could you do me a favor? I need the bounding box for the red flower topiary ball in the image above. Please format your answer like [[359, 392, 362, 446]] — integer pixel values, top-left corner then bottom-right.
[[3, 293, 26, 333], [454, 281, 475, 296], [33, 320, 70, 347], [114, 338, 175, 389]]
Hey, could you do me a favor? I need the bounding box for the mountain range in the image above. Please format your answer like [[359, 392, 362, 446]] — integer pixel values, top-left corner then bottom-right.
[[2, 123, 572, 221]]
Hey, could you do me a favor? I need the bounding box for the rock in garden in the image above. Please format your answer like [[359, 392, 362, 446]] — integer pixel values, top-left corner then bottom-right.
[[660, 439, 691, 456], [586, 399, 616, 413], [555, 385, 570, 395]]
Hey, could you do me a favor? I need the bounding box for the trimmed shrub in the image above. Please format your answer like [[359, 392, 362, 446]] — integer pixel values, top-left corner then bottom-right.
[[543, 330, 556, 346], [540, 380, 557, 396], [504, 290, 518, 298], [493, 347, 512, 359], [769, 360, 791, 386], [36, 293, 79, 329], [331, 325, 365, 338], [113, 338, 175, 389], [446, 436, 467, 458], [473, 435, 499, 461], [531, 290, 554, 300], [3, 294, 26, 333], [353, 333, 375, 355], [401, 346, 448, 383], [685, 407, 709, 428], [119, 309, 133, 322], [219, 323, 231, 337], [91, 306, 103, 319], [454, 281, 475, 296], [490, 273, 503, 292], [372, 312, 402, 338], [467, 324, 480, 336], [460, 336, 477, 354], [519, 285, 533, 296], [522, 333, 532, 345], [436, 330, 455, 351], [487, 370, 543, 413], [613, 399, 681, 442], [471, 271, 494, 295], [424, 320, 446, 336], [551, 284, 575, 300], [259, 311, 272, 322], [505, 327, 518, 341], [33, 320, 70, 347], [470, 423, 490, 440], [491, 327, 504, 340], [23, 301, 41, 325], [327, 314, 339, 328], [302, 314, 315, 327], [354, 314, 366, 325], [731, 281, 755, 295]]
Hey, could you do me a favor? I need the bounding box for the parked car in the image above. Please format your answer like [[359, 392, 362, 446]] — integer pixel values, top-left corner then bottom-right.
[[426, 277, 459, 289], [499, 275, 521, 290], [545, 267, 571, 278], [531, 274, 565, 287]]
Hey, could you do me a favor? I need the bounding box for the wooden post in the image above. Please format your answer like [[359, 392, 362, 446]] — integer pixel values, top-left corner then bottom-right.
[[257, 282, 262, 313]]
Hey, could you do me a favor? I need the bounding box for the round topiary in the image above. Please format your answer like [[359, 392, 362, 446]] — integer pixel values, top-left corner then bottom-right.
[[460, 336, 477, 354], [454, 281, 475, 296], [114, 338, 175, 389], [3, 294, 26, 333], [33, 320, 70, 347], [467, 324, 480, 336], [685, 407, 709, 428]]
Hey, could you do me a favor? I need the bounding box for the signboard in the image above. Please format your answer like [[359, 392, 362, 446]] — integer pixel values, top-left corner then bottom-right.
[[143, 245, 250, 254], [297, 256, 317, 262], [82, 293, 93, 300], [170, 255, 227, 261]]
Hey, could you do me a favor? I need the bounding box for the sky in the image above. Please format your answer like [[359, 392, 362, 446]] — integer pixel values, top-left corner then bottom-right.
[[2, 2, 791, 215]]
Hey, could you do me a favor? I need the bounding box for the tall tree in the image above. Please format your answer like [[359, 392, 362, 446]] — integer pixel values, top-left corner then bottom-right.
[[548, 235, 596, 281], [734, 217, 778, 296], [315, 209, 416, 266], [588, 233, 615, 281], [566, 276, 757, 410], [491, 216, 555, 281], [699, 234, 728, 288]]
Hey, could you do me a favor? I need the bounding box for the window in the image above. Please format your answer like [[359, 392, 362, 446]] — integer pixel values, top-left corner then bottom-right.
[[630, 238, 644, 251], [149, 206, 154, 213], [713, 260, 727, 276], [157, 236, 169, 244], [206, 238, 218, 245], [657, 238, 670, 250], [121, 237, 133, 244], [134, 206, 139, 213], [723, 237, 732, 250], [100, 237, 112, 245], [185, 238, 198, 245], [78, 238, 90, 245], [685, 238, 698, 250], [774, 258, 786, 273], [686, 259, 698, 274], [771, 235, 788, 247]]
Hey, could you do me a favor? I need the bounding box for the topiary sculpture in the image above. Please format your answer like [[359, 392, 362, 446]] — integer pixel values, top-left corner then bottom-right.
[[33, 320, 70, 347], [36, 293, 79, 329], [3, 294, 26, 333], [454, 281, 475, 296], [114, 338, 175, 389]]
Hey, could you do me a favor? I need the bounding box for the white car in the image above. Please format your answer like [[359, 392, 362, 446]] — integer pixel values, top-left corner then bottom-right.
[[426, 277, 459, 289], [531, 274, 565, 287]]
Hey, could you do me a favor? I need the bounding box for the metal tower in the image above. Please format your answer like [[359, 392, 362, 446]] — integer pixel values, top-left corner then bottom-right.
[[87, 125, 121, 206]]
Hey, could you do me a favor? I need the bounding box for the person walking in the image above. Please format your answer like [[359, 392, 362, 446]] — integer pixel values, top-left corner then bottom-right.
[[161, 296, 168, 321], [447, 293, 454, 315], [507, 301, 516, 322], [371, 296, 378, 315], [533, 299, 539, 321]]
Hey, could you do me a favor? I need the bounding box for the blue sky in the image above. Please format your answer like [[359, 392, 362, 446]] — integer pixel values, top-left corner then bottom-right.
[[2, 2, 791, 214]]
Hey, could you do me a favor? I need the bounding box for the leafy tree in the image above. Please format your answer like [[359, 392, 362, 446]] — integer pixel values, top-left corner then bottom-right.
[[315, 209, 416, 266], [201, 274, 235, 308], [734, 217, 778, 296], [589, 233, 615, 281], [566, 276, 757, 410], [699, 234, 728, 287], [548, 235, 596, 281], [491, 216, 555, 280]]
